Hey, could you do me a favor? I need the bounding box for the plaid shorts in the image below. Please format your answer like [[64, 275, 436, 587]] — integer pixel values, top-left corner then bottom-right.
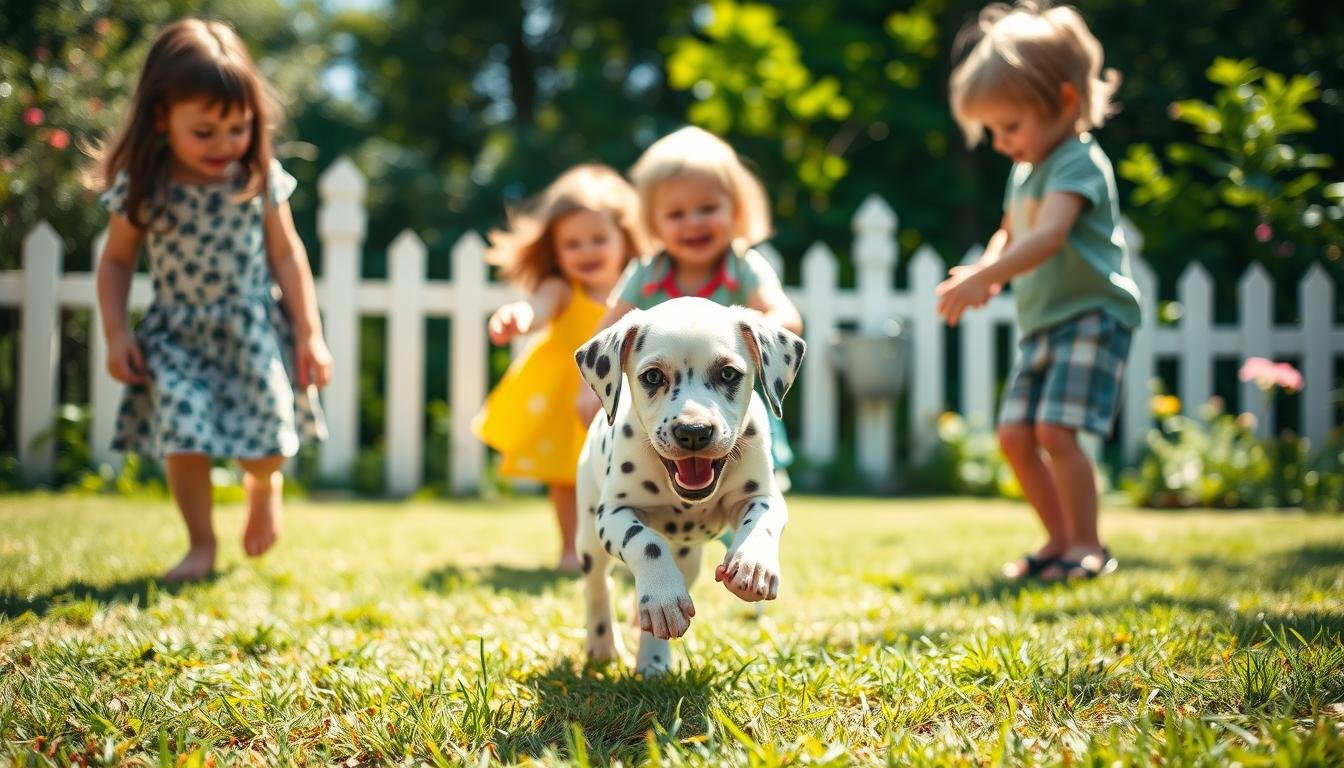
[[998, 310, 1133, 436]]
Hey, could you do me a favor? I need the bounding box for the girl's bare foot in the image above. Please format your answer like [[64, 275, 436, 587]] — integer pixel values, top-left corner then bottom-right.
[[556, 551, 582, 573], [243, 470, 283, 557], [165, 544, 216, 582]]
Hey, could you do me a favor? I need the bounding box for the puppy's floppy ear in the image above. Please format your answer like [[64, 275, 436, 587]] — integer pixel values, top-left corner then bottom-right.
[[735, 312, 806, 418], [575, 314, 642, 426]]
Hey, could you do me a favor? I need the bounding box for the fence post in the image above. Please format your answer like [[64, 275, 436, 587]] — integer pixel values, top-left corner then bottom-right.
[[909, 244, 946, 462], [852, 196, 898, 482], [1123, 253, 1157, 462], [800, 242, 838, 469], [1300, 264, 1333, 450], [451, 231, 488, 494], [89, 229, 122, 469], [1238, 263, 1273, 436], [19, 222, 62, 482], [958, 246, 993, 426], [1177, 263, 1213, 415], [317, 158, 366, 482], [385, 230, 427, 495]]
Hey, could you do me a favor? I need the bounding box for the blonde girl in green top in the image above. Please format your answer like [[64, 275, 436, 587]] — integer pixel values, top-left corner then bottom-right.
[[577, 127, 802, 470], [936, 1, 1141, 582]]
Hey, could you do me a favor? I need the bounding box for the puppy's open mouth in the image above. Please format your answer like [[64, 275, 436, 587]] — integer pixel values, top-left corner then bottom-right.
[[659, 456, 728, 501]]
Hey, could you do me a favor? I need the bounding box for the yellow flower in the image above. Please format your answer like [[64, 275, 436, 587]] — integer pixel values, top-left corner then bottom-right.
[[936, 411, 967, 442], [1151, 395, 1181, 418]]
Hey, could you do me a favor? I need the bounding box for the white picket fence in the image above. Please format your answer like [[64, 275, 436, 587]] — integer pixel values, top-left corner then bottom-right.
[[2, 157, 1341, 494]]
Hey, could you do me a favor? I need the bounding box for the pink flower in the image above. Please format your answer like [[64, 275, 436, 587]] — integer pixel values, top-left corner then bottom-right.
[[1239, 357, 1272, 383], [47, 129, 70, 150], [1254, 223, 1272, 242], [23, 107, 43, 126], [1271, 362, 1303, 392], [1239, 357, 1303, 393]]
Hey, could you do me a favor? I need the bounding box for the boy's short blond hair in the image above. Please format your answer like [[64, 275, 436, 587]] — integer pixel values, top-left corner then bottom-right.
[[629, 126, 772, 248], [949, 1, 1120, 147]]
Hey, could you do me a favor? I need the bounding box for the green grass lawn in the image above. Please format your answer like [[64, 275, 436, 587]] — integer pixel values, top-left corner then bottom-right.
[[2, 494, 1343, 766]]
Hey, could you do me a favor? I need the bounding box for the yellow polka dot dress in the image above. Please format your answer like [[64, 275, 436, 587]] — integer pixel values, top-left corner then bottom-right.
[[472, 284, 605, 485]]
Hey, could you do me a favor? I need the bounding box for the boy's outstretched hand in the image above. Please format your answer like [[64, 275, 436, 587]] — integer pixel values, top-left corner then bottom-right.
[[936, 265, 1001, 327]]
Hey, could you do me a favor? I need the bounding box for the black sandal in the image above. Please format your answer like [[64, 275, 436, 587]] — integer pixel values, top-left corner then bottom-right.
[[1052, 547, 1117, 580], [1003, 552, 1062, 580]]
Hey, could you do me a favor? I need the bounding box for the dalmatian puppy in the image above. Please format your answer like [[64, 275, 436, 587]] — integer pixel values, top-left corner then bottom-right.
[[573, 296, 804, 675]]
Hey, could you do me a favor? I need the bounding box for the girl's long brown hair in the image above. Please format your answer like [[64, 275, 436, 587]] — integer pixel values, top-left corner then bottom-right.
[[88, 18, 279, 227], [487, 164, 647, 292]]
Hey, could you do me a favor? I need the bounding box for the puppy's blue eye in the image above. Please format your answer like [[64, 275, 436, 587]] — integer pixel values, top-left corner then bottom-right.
[[720, 367, 741, 383], [640, 369, 664, 386]]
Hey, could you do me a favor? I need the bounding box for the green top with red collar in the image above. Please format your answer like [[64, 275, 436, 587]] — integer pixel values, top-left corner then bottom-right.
[[616, 245, 780, 310]]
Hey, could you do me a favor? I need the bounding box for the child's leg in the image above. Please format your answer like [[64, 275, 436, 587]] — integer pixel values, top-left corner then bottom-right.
[[549, 484, 581, 572], [997, 423, 1071, 575], [238, 455, 285, 557], [164, 453, 216, 582], [1034, 425, 1100, 550]]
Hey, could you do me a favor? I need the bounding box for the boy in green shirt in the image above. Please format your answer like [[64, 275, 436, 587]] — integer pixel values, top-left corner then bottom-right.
[[937, 1, 1141, 581]]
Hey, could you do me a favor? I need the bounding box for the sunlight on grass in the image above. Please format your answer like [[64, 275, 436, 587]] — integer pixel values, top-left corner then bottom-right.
[[2, 494, 1343, 764]]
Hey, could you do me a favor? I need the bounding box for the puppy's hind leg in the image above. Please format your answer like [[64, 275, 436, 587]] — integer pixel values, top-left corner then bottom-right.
[[577, 488, 625, 665], [636, 544, 702, 675]]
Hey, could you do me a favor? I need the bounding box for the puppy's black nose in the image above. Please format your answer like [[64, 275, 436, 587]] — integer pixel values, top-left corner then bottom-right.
[[672, 423, 715, 451]]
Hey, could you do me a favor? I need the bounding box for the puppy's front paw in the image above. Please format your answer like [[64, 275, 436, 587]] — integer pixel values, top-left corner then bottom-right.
[[635, 588, 695, 639], [715, 548, 781, 602]]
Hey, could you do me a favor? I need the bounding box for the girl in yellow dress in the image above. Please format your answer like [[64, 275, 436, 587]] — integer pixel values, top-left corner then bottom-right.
[[473, 165, 647, 572]]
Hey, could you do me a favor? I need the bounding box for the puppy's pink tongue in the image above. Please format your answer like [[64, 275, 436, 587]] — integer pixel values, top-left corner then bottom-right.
[[674, 457, 715, 490]]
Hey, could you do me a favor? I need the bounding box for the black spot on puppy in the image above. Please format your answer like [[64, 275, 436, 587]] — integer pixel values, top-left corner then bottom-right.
[[621, 461, 634, 474], [642, 480, 659, 494], [678, 547, 690, 558], [595, 355, 610, 378], [744, 424, 758, 437], [623, 525, 644, 547], [623, 424, 634, 438], [744, 480, 759, 493], [664, 522, 677, 534], [582, 554, 592, 573], [584, 342, 598, 368], [774, 378, 784, 400], [645, 542, 662, 559]]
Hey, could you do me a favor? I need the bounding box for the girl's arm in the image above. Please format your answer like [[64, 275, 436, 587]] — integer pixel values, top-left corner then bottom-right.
[[265, 199, 333, 389], [593, 298, 636, 334], [487, 276, 571, 345], [746, 281, 803, 335], [96, 214, 149, 384], [936, 192, 1084, 326]]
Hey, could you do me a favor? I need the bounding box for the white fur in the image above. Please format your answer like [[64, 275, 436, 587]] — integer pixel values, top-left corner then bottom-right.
[[573, 297, 804, 675]]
